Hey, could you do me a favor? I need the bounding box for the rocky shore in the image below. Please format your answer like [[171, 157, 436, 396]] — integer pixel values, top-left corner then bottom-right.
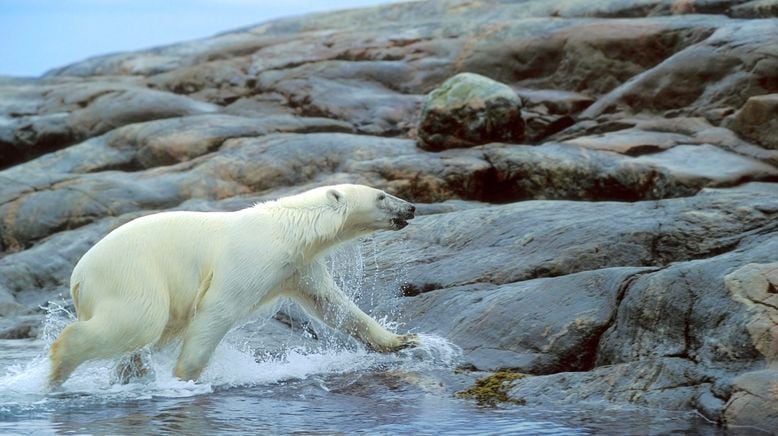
[[1, 0, 777, 430]]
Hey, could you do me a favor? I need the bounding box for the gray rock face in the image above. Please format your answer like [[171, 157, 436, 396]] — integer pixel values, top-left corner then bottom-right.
[[1, 0, 778, 431], [581, 19, 778, 118], [0, 81, 219, 169], [359, 184, 778, 424], [417, 73, 524, 151]]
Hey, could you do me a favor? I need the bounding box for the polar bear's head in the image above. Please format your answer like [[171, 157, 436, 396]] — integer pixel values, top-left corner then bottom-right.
[[273, 184, 416, 252], [324, 184, 416, 233]]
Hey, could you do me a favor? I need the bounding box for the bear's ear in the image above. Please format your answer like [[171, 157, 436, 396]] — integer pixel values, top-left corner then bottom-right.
[[326, 188, 343, 206]]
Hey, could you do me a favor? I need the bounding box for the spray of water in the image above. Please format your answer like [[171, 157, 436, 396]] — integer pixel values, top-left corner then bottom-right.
[[0, 243, 461, 408]]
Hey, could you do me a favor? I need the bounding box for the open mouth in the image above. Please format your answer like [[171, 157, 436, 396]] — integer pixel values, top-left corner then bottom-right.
[[390, 210, 415, 230], [390, 218, 409, 229]]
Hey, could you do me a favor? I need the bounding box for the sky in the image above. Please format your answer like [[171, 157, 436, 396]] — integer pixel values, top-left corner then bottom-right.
[[0, 0, 400, 77]]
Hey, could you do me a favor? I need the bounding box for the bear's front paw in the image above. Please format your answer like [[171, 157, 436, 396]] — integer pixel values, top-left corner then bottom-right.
[[399, 333, 421, 349], [383, 334, 420, 352], [369, 333, 421, 353]]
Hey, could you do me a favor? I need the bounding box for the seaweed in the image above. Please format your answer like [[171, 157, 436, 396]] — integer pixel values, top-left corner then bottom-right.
[[456, 371, 528, 406]]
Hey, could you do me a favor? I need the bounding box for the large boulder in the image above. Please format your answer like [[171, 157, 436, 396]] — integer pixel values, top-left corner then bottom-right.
[[417, 73, 524, 151]]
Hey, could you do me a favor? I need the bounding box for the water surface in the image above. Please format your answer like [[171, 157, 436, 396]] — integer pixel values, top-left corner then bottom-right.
[[0, 333, 721, 435], [0, 246, 722, 435]]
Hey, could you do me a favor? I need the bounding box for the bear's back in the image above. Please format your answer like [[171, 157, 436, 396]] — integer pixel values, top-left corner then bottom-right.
[[71, 210, 235, 297]]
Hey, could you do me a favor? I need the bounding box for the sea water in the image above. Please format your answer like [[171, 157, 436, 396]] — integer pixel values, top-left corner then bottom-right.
[[0, 243, 721, 435]]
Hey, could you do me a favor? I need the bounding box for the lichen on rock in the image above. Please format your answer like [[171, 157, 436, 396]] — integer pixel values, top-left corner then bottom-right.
[[417, 73, 524, 151]]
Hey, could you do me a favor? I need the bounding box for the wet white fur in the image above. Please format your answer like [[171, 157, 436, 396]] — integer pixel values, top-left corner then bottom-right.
[[48, 184, 417, 387]]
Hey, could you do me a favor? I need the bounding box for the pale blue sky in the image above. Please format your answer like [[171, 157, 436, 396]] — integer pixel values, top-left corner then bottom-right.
[[0, 0, 399, 77]]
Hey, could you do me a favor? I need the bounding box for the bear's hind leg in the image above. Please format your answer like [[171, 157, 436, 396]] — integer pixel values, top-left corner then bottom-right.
[[48, 301, 168, 389], [48, 321, 90, 388]]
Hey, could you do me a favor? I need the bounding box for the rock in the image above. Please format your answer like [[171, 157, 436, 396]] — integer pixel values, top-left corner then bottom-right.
[[513, 88, 594, 115], [725, 263, 778, 364], [354, 184, 778, 418], [522, 112, 575, 143], [483, 143, 688, 201], [703, 107, 736, 125], [417, 73, 524, 151], [561, 128, 690, 155], [1, 132, 774, 265], [366, 184, 778, 365], [554, 115, 778, 167], [146, 57, 255, 105], [724, 369, 778, 431], [730, 0, 778, 18], [0, 214, 138, 310], [629, 144, 777, 183], [45, 32, 270, 77], [1, 0, 778, 430], [508, 358, 709, 410], [0, 81, 220, 169], [582, 20, 778, 118], [457, 16, 721, 96], [223, 94, 294, 118], [1, 114, 352, 177], [0, 285, 28, 317], [67, 88, 220, 138], [394, 268, 647, 372], [721, 262, 778, 430], [593, 212, 778, 374], [253, 56, 428, 135], [484, 142, 777, 201], [0, 113, 74, 169], [0, 315, 41, 340], [730, 94, 778, 150]]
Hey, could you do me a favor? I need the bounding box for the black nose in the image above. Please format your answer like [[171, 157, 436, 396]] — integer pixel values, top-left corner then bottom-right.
[[409, 205, 416, 213]]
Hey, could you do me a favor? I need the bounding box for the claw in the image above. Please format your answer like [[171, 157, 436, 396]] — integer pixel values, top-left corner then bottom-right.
[[369, 334, 421, 353], [402, 333, 421, 348], [391, 334, 421, 352]]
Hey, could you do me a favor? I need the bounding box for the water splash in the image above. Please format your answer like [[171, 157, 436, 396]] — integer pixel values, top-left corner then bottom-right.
[[0, 243, 458, 409], [40, 300, 76, 345], [0, 329, 458, 407]]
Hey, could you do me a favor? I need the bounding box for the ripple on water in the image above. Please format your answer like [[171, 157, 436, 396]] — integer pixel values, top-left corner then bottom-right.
[[0, 243, 722, 435], [0, 306, 463, 406]]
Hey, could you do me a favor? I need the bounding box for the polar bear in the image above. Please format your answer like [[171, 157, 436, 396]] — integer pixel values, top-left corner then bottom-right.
[[48, 184, 418, 387]]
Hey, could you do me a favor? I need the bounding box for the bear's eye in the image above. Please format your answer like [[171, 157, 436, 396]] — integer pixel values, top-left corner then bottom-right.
[[377, 193, 386, 201]]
